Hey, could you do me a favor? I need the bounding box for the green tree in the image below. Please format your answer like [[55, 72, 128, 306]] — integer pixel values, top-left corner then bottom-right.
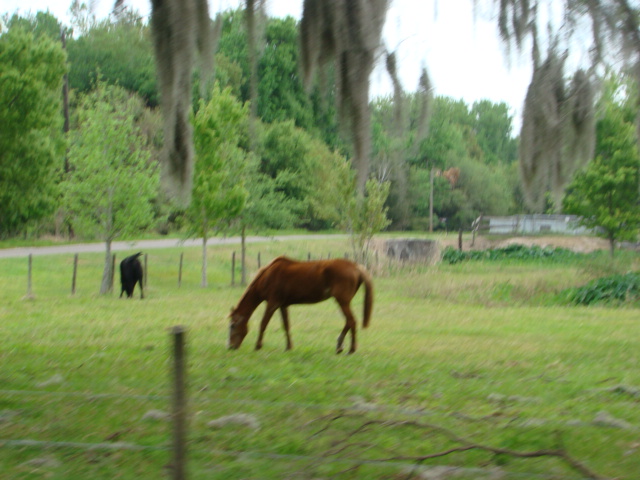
[[471, 100, 518, 166], [258, 119, 350, 229], [344, 179, 391, 265], [188, 85, 248, 287], [563, 78, 640, 257], [67, 10, 158, 106], [0, 27, 66, 237], [6, 11, 65, 41], [63, 84, 158, 294], [215, 10, 340, 148]]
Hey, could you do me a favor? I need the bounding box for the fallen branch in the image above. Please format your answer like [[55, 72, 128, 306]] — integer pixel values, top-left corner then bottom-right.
[[312, 417, 609, 480]]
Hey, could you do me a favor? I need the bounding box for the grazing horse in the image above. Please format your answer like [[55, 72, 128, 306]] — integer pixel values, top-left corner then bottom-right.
[[228, 256, 373, 354]]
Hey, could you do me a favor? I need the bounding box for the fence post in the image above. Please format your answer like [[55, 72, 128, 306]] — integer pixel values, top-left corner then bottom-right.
[[178, 253, 183, 288], [257, 252, 261, 269], [26, 254, 34, 299], [72, 254, 79, 295], [307, 252, 311, 261], [458, 228, 463, 251], [144, 254, 148, 288], [171, 326, 187, 480], [231, 252, 236, 286]]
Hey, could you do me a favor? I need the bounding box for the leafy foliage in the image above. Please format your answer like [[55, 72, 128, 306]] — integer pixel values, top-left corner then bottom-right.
[[562, 74, 640, 256], [0, 26, 66, 236], [441, 244, 580, 264], [345, 179, 392, 264], [188, 85, 249, 237], [62, 83, 158, 292], [563, 272, 640, 306], [67, 11, 158, 105]]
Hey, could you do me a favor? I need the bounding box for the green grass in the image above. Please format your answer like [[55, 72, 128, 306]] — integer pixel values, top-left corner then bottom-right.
[[1, 237, 639, 479]]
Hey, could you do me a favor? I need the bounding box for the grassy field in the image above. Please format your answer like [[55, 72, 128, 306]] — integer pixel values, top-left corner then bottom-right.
[[1, 236, 639, 479]]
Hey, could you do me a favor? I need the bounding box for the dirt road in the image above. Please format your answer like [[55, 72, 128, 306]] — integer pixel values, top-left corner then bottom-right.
[[0, 234, 346, 259]]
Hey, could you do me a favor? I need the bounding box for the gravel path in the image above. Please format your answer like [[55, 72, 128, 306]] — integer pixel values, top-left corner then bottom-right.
[[0, 234, 346, 258]]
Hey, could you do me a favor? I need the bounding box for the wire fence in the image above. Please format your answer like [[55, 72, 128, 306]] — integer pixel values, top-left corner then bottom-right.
[[0, 327, 608, 480], [14, 248, 367, 300], [0, 247, 615, 479]]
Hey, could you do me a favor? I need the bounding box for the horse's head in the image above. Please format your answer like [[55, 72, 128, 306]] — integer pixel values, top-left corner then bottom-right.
[[228, 309, 248, 350]]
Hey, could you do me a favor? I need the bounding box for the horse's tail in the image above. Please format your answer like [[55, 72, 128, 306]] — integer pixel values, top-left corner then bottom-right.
[[358, 266, 373, 329]]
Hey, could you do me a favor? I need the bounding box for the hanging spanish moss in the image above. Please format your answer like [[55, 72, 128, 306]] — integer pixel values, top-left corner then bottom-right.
[[519, 45, 595, 209], [300, 0, 390, 193], [149, 0, 215, 205], [415, 67, 433, 143], [497, 0, 532, 51], [490, 0, 640, 207], [245, 0, 266, 151]]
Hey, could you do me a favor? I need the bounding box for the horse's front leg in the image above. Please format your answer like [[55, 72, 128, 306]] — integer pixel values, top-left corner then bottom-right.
[[336, 303, 357, 354], [255, 304, 277, 350], [279, 307, 293, 350]]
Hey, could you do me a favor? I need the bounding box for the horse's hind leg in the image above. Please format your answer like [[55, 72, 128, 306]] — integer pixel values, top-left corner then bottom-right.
[[336, 303, 357, 354], [280, 307, 293, 351]]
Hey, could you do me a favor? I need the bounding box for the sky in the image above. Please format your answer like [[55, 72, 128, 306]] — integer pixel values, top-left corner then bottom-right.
[[2, 0, 533, 129]]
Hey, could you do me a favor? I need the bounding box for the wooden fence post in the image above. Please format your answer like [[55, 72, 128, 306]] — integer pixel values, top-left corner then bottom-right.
[[26, 254, 34, 299], [257, 252, 261, 269], [71, 254, 78, 295], [171, 326, 187, 480], [144, 254, 148, 288], [178, 253, 183, 288]]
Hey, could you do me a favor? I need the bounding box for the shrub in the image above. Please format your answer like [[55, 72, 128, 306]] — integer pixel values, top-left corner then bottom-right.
[[564, 272, 640, 306], [441, 245, 579, 264]]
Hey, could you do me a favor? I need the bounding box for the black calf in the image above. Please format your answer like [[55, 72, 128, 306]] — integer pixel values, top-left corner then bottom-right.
[[120, 252, 144, 299]]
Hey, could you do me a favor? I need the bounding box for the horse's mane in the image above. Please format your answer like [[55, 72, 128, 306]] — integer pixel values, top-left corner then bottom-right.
[[233, 256, 292, 308]]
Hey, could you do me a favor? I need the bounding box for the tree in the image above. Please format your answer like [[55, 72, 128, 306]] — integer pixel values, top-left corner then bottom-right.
[[63, 84, 158, 294], [67, 10, 158, 106], [0, 27, 66, 237], [187, 85, 248, 287], [5, 11, 65, 41], [471, 100, 518, 166], [344, 179, 391, 265], [563, 76, 640, 257]]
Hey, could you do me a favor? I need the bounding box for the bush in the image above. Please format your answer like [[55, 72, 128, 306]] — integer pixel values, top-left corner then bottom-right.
[[564, 272, 640, 306], [441, 244, 579, 264]]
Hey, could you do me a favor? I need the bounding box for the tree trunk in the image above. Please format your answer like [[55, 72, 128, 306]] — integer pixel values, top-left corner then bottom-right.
[[201, 235, 208, 287], [100, 239, 112, 295], [609, 235, 615, 259]]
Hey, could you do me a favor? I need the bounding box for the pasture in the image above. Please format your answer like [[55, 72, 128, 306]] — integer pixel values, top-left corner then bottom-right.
[[1, 236, 639, 479]]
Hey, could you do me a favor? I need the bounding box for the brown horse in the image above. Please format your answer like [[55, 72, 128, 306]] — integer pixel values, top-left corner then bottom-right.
[[228, 256, 373, 354]]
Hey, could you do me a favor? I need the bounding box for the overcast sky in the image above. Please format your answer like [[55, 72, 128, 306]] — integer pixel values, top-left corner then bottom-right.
[[2, 0, 533, 128]]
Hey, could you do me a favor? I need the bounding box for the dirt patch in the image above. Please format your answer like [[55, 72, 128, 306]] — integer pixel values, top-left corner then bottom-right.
[[444, 235, 610, 254]]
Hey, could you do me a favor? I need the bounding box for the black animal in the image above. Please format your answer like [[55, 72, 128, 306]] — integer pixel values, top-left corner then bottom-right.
[[120, 252, 144, 299]]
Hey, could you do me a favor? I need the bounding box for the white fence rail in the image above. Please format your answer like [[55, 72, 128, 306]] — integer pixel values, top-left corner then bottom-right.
[[474, 215, 591, 235]]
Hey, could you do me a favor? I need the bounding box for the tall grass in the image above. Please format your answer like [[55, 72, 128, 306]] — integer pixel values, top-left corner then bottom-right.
[[1, 237, 639, 479]]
